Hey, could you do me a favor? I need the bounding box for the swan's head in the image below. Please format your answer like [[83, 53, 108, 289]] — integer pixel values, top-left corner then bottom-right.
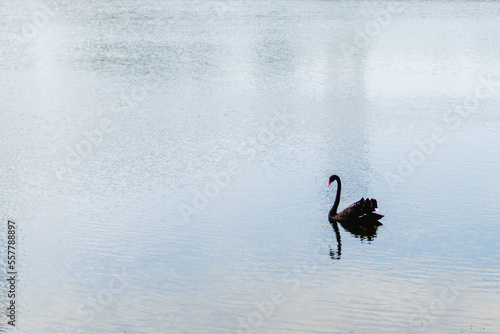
[[328, 174, 340, 187]]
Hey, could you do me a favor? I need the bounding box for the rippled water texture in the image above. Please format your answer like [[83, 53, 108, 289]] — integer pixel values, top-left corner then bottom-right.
[[1, 0, 500, 333]]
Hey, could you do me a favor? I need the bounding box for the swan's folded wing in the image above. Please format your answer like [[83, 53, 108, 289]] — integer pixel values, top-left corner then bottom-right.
[[343, 198, 381, 218], [330, 198, 383, 222]]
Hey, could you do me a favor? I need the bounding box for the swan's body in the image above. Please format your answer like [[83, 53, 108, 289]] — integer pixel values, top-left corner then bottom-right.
[[328, 175, 384, 223]]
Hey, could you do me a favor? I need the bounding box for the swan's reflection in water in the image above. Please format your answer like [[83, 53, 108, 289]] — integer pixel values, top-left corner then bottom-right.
[[329, 220, 382, 260]]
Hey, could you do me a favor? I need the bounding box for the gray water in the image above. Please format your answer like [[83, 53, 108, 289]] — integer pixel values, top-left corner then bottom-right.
[[1, 0, 500, 333]]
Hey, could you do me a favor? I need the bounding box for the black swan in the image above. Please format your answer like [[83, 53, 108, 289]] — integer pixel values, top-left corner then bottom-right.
[[328, 175, 384, 223]]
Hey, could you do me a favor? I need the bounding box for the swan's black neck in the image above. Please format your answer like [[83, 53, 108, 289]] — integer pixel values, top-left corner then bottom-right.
[[329, 175, 341, 218]]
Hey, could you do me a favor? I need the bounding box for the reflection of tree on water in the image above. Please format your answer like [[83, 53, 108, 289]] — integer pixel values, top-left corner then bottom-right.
[[329, 220, 382, 260]]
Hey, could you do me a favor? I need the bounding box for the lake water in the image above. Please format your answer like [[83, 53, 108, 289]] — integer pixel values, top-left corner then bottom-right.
[[1, 0, 500, 333]]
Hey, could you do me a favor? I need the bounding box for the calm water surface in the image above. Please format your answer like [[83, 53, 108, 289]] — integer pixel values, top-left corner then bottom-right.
[[1, 0, 500, 333]]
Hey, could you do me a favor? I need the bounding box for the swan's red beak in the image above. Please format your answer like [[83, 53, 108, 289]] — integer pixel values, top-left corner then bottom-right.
[[328, 179, 332, 186]]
